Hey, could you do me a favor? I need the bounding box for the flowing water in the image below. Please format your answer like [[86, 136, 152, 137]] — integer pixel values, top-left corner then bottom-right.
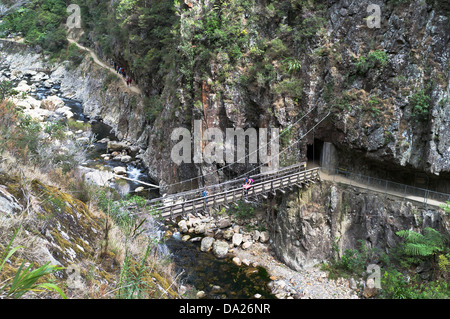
[[165, 235, 275, 299], [28, 75, 275, 299]]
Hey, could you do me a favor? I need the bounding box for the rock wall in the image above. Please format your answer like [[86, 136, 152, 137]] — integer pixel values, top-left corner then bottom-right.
[[0, 40, 158, 179], [2, 0, 449, 194], [266, 181, 449, 271], [142, 0, 450, 191]]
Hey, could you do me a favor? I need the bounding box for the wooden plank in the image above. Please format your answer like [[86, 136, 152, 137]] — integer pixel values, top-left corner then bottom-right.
[[153, 167, 320, 219]]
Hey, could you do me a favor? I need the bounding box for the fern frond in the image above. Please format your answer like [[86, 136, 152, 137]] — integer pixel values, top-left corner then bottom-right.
[[403, 243, 436, 257], [423, 227, 445, 247], [396, 227, 447, 258], [396, 230, 426, 244]]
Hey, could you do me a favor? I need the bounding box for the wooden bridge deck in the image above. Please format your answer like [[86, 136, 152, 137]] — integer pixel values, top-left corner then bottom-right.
[[150, 165, 320, 220]]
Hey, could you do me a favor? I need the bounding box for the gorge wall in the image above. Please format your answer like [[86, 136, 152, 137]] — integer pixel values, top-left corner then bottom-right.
[[266, 181, 449, 271], [75, 0, 450, 194], [2, 0, 450, 300], [2, 0, 449, 195]]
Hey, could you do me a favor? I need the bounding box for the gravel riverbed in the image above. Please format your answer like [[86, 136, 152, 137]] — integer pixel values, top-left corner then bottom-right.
[[233, 242, 359, 299]]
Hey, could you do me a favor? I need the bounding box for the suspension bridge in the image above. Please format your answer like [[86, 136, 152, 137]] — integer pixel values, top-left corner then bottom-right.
[[146, 162, 320, 219]]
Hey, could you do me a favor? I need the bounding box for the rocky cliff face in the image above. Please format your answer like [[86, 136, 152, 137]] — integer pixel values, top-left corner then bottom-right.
[[0, 171, 113, 298], [267, 181, 448, 271], [2, 0, 449, 194], [0, 40, 156, 175], [143, 0, 450, 192], [307, 0, 450, 185]]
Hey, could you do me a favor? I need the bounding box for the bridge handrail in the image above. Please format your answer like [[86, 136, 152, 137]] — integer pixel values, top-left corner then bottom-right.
[[155, 167, 319, 213], [324, 167, 450, 207], [148, 162, 307, 205], [149, 162, 306, 208]]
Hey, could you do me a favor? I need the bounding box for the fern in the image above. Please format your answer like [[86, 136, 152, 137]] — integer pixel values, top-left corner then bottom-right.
[[403, 244, 439, 257], [396, 227, 447, 257], [396, 230, 425, 243]]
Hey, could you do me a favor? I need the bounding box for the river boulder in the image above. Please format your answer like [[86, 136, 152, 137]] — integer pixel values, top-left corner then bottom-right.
[[178, 220, 188, 233], [41, 95, 64, 111], [15, 80, 31, 92], [200, 237, 215, 252], [232, 233, 243, 247], [259, 231, 270, 243], [113, 166, 127, 175], [217, 218, 232, 228], [107, 141, 129, 152], [212, 240, 229, 259], [120, 155, 132, 163]]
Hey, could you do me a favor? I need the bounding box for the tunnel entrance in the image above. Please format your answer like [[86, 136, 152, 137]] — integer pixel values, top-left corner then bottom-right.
[[307, 138, 324, 165]]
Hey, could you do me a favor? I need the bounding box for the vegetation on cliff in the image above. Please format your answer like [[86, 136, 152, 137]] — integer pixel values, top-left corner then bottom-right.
[[321, 216, 449, 298], [1, 0, 449, 300], [0, 79, 182, 299]]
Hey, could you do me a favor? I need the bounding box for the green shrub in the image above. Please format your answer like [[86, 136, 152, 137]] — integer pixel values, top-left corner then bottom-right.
[[380, 269, 449, 299], [66, 119, 90, 132], [441, 201, 450, 214], [63, 44, 86, 70], [0, 81, 13, 101], [282, 57, 302, 74], [230, 200, 256, 220], [409, 89, 431, 121], [44, 121, 66, 140], [273, 78, 303, 101], [14, 113, 42, 159], [355, 50, 389, 74], [144, 95, 164, 123], [322, 239, 374, 279], [265, 38, 289, 60]]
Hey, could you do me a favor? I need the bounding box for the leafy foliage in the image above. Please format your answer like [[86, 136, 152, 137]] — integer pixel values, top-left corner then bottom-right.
[[322, 239, 377, 279], [229, 200, 256, 220], [441, 201, 450, 214], [379, 269, 449, 299], [0, 80, 13, 101], [0, 227, 66, 299], [409, 89, 431, 121], [283, 57, 302, 74], [396, 227, 447, 258], [0, 0, 68, 53], [321, 228, 450, 299], [355, 50, 389, 75]]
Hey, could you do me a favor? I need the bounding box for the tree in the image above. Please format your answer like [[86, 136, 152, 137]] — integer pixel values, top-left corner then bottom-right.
[[0, 80, 13, 101]]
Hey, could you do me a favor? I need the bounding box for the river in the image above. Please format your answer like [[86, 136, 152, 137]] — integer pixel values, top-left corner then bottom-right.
[[28, 73, 275, 299]]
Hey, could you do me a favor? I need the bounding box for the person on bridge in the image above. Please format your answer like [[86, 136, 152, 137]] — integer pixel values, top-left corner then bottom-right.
[[202, 188, 209, 203], [243, 176, 253, 194]]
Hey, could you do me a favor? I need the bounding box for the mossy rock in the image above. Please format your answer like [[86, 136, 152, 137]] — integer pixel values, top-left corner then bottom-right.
[[30, 179, 101, 266], [0, 172, 24, 202]]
